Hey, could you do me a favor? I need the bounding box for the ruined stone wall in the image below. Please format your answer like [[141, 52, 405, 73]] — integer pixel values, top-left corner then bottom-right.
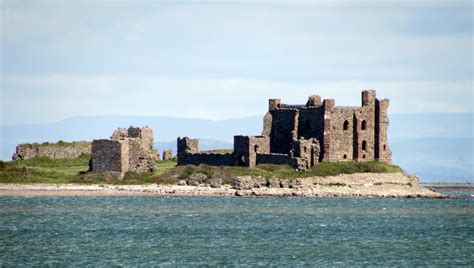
[[264, 90, 390, 164], [269, 109, 299, 154], [90, 140, 125, 174], [352, 90, 376, 161], [90, 126, 157, 177], [321, 99, 335, 161], [234, 135, 270, 167], [111, 128, 128, 140], [12, 142, 91, 160], [162, 149, 173, 161], [177, 137, 200, 165], [176, 90, 390, 169], [324, 107, 357, 162], [256, 153, 304, 170], [127, 126, 154, 151], [127, 139, 156, 173], [292, 138, 320, 168], [376, 99, 392, 162], [178, 153, 235, 166], [297, 106, 325, 147]]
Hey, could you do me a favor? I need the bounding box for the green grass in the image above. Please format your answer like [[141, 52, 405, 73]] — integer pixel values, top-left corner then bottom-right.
[[0, 155, 402, 185], [0, 155, 178, 184], [154, 161, 403, 184]]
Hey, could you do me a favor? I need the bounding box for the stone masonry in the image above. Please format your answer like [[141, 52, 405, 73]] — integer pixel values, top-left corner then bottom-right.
[[90, 126, 157, 178], [162, 149, 173, 161], [263, 90, 392, 163], [12, 141, 91, 160], [177, 90, 391, 170]]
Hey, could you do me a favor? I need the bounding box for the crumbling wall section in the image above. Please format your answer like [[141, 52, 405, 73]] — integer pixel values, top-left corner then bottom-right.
[[325, 107, 357, 162], [376, 98, 392, 162], [162, 149, 173, 161], [353, 90, 376, 161], [12, 142, 91, 160], [127, 139, 156, 173], [90, 126, 157, 177], [179, 153, 235, 166], [297, 106, 325, 147], [234, 135, 270, 167], [269, 109, 299, 154], [127, 126, 154, 151], [292, 138, 320, 168], [256, 153, 305, 170], [90, 139, 125, 175]]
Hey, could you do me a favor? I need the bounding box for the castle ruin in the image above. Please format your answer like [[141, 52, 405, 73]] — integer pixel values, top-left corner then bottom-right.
[[162, 149, 173, 161], [89, 126, 157, 177], [177, 90, 391, 169]]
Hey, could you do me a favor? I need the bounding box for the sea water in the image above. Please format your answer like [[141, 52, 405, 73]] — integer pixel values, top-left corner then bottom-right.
[[1, 193, 473, 266]]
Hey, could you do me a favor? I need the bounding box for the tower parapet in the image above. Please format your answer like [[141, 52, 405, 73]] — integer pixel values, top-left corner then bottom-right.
[[362, 89, 376, 106]]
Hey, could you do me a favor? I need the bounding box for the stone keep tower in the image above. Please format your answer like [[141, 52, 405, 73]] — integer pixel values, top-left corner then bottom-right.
[[263, 90, 391, 163], [90, 126, 157, 178]]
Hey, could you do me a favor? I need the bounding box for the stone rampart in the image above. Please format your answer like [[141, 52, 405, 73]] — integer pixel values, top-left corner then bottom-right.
[[179, 153, 235, 166], [12, 142, 91, 160]]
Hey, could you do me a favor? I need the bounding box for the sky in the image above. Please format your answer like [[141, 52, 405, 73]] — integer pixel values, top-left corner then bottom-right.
[[1, 0, 473, 125]]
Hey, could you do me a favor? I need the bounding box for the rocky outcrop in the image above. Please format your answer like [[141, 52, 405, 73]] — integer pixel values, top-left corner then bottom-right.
[[0, 173, 446, 198], [267, 177, 280, 188], [12, 142, 91, 160], [186, 173, 207, 186], [226, 172, 443, 198], [232, 176, 255, 190]]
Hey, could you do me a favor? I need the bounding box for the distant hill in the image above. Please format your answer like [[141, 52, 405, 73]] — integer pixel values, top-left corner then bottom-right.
[[1, 113, 472, 182]]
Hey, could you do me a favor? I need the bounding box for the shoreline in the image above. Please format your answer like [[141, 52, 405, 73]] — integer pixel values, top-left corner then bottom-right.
[[0, 172, 447, 198]]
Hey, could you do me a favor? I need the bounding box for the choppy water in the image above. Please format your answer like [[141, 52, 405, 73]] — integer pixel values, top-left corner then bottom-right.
[[1, 193, 473, 266]]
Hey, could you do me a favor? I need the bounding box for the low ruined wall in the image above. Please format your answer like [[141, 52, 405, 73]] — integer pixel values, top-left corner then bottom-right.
[[179, 153, 235, 166], [12, 142, 91, 160], [256, 153, 301, 169]]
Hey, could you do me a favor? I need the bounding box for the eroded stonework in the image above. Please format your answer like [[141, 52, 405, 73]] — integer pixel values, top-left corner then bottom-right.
[[162, 149, 173, 161], [177, 90, 391, 170], [267, 90, 391, 163], [12, 142, 91, 160], [90, 126, 156, 178]]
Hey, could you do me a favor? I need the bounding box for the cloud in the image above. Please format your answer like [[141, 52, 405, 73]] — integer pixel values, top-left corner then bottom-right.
[[0, 1, 472, 125], [1, 1, 472, 81]]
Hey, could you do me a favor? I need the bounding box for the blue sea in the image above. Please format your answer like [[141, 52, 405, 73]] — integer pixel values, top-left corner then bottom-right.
[[1, 192, 473, 266]]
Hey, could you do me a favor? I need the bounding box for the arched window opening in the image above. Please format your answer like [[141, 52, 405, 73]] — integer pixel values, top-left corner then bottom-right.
[[305, 119, 311, 130], [254, 145, 259, 153], [304, 147, 307, 153], [343, 154, 347, 159], [362, 140, 367, 151], [361, 120, 367, 130], [362, 154, 366, 159], [343, 120, 349, 131], [383, 144, 386, 151]]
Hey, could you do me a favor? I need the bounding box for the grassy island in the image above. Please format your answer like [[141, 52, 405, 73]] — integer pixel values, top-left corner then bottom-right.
[[0, 154, 402, 185]]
